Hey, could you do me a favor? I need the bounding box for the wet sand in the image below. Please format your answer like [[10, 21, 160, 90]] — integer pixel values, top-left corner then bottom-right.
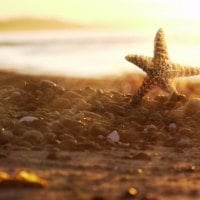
[[0, 70, 199, 200]]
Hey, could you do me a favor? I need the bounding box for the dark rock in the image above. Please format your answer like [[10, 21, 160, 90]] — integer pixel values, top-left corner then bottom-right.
[[184, 98, 200, 116], [46, 152, 59, 160], [52, 98, 71, 109], [60, 118, 84, 131], [0, 130, 14, 145], [76, 141, 102, 151], [39, 80, 57, 90], [58, 138, 78, 150], [23, 130, 44, 144], [132, 152, 152, 161], [23, 82, 39, 93], [89, 122, 107, 136]]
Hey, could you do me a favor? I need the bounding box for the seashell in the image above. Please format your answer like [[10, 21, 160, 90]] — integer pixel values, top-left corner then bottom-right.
[[107, 130, 120, 142]]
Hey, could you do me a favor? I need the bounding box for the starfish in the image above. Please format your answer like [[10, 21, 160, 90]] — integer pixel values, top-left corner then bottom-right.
[[125, 28, 200, 105]]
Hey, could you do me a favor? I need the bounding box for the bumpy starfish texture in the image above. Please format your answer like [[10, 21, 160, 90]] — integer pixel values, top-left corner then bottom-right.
[[125, 28, 200, 105]]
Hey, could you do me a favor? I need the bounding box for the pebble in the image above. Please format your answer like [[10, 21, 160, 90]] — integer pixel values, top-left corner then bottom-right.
[[0, 130, 14, 144], [132, 152, 152, 161], [107, 130, 120, 143], [19, 116, 39, 123], [58, 133, 76, 141], [60, 118, 84, 131], [166, 109, 184, 121], [23, 130, 44, 144], [9, 91, 23, 102], [46, 152, 59, 160], [178, 128, 193, 137], [168, 123, 177, 132], [144, 124, 158, 133], [39, 80, 57, 90], [89, 122, 107, 136], [184, 98, 200, 116], [23, 82, 39, 93], [76, 141, 102, 150], [176, 138, 191, 148], [58, 138, 78, 150], [52, 98, 71, 109]]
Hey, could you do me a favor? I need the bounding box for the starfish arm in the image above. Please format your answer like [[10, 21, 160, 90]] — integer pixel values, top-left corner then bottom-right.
[[131, 77, 156, 105], [168, 63, 200, 78], [154, 28, 169, 61], [125, 55, 153, 73], [157, 78, 177, 94]]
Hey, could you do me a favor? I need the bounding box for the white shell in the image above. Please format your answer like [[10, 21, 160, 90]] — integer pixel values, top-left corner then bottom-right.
[[107, 130, 120, 142]]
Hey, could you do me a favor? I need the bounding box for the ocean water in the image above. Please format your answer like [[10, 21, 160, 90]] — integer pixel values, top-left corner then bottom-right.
[[0, 30, 199, 78]]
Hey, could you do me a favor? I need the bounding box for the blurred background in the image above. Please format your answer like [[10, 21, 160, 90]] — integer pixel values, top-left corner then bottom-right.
[[0, 0, 200, 78]]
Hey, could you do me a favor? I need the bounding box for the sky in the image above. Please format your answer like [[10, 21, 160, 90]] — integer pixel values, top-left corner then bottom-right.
[[0, 0, 200, 77], [0, 0, 200, 30]]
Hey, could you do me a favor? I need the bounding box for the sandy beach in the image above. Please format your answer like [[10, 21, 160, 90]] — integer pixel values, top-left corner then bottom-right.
[[0, 70, 199, 199]]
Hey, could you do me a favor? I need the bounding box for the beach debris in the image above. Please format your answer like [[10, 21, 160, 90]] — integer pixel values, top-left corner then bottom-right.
[[107, 130, 120, 142], [125, 28, 200, 105], [0, 170, 47, 188]]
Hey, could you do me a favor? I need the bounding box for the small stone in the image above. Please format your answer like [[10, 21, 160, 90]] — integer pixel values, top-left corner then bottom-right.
[[166, 109, 184, 121], [63, 91, 82, 99], [144, 124, 158, 133], [39, 80, 57, 90], [77, 141, 102, 150], [132, 152, 152, 161], [0, 154, 7, 158], [46, 152, 59, 160], [107, 130, 120, 142], [0, 130, 14, 144], [168, 123, 177, 132], [19, 116, 39, 123], [91, 196, 104, 200], [89, 123, 107, 136], [49, 121, 63, 134], [105, 103, 124, 115], [72, 98, 91, 111], [128, 187, 138, 196], [43, 132, 56, 143], [97, 135, 105, 140], [55, 85, 65, 94], [60, 118, 84, 131], [184, 98, 200, 116], [58, 133, 76, 141], [52, 98, 71, 109], [178, 128, 193, 137], [23, 130, 44, 144], [58, 138, 78, 150], [9, 91, 23, 103], [23, 82, 39, 93], [177, 138, 191, 148]]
